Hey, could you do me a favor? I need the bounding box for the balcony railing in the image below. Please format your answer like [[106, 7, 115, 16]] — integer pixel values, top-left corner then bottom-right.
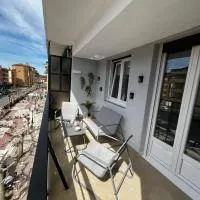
[[27, 94, 49, 200], [27, 93, 68, 200]]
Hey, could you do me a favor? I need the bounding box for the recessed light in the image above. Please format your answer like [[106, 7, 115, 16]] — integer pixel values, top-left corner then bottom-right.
[[89, 54, 105, 60]]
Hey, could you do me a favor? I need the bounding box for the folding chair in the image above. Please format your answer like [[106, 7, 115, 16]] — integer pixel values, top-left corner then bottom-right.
[[73, 135, 134, 200]]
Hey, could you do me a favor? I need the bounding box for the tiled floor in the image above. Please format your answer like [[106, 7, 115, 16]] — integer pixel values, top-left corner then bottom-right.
[[48, 123, 191, 200]]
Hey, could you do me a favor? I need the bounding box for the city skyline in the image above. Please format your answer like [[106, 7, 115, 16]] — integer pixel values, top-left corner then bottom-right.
[[0, 0, 47, 75]]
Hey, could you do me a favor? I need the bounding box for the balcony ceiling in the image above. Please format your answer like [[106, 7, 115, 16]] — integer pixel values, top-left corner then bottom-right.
[[43, 0, 200, 59]]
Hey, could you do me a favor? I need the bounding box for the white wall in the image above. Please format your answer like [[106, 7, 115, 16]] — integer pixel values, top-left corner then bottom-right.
[[95, 44, 157, 153], [49, 41, 66, 56], [70, 57, 98, 115]]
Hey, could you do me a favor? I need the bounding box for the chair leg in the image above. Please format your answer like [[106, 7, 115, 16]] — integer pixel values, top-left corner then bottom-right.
[[126, 147, 134, 176], [72, 161, 101, 199], [109, 168, 119, 200]]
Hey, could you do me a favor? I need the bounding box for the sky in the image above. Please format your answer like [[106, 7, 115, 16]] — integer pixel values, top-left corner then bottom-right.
[[0, 0, 47, 75]]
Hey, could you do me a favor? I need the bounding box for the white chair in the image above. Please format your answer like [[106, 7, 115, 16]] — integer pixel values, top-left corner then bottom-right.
[[73, 135, 134, 200], [54, 102, 78, 129], [61, 102, 78, 123]]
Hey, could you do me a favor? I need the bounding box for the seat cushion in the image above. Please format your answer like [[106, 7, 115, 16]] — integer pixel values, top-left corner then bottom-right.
[[95, 107, 122, 135], [77, 142, 118, 178], [83, 118, 104, 137]]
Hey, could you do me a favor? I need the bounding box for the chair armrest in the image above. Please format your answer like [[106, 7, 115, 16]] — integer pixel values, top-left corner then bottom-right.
[[77, 152, 108, 169], [93, 110, 100, 113], [54, 109, 61, 119], [98, 133, 120, 141], [97, 124, 119, 139]]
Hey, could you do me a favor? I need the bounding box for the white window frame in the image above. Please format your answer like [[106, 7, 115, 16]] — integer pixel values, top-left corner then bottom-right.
[[107, 57, 131, 107]]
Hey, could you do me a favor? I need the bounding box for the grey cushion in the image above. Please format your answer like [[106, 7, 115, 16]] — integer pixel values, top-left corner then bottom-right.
[[95, 107, 121, 135], [83, 118, 103, 137], [77, 142, 118, 178], [83, 107, 122, 137]]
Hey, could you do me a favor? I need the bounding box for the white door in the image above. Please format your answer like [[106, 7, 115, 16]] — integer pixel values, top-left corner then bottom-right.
[[147, 45, 200, 195], [176, 46, 200, 192]]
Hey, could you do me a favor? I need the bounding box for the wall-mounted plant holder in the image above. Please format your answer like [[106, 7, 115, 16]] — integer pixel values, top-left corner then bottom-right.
[[129, 92, 134, 99], [99, 87, 103, 92], [97, 76, 100, 81], [138, 75, 144, 83]]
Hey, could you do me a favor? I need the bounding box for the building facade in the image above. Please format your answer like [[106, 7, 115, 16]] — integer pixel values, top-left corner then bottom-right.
[[0, 66, 9, 87], [11, 64, 39, 87]]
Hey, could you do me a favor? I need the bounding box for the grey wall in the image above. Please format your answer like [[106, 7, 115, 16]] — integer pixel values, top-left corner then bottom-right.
[[95, 44, 158, 153], [70, 57, 98, 115]]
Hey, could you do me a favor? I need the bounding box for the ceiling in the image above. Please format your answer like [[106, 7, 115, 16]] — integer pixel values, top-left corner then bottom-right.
[[43, 0, 200, 59], [43, 0, 114, 45]]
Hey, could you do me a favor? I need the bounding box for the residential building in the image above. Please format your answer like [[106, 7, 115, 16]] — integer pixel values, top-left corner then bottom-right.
[[0, 66, 9, 87], [28, 1, 200, 200], [8, 68, 13, 85], [11, 64, 39, 87]]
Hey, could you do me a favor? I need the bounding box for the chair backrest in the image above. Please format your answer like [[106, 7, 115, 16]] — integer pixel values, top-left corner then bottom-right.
[[117, 135, 133, 155], [61, 102, 78, 122], [96, 106, 122, 135]]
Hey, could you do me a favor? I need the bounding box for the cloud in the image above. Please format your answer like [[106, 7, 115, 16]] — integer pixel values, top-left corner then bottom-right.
[[0, 0, 47, 74]]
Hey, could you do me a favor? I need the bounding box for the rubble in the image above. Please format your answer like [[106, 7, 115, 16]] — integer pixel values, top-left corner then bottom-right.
[[0, 88, 46, 200]]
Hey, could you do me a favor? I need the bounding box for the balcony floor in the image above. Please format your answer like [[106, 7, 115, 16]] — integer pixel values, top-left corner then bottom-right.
[[48, 123, 191, 200]]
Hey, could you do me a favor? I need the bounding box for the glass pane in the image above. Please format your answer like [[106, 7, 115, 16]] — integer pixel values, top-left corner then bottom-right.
[[61, 76, 70, 91], [50, 91, 70, 110], [121, 61, 130, 101], [62, 58, 71, 75], [51, 75, 60, 90], [185, 84, 200, 162], [111, 63, 121, 98], [154, 50, 191, 146], [51, 56, 60, 73]]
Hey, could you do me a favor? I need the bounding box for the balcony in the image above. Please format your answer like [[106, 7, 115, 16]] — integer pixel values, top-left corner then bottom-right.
[[46, 122, 190, 200]]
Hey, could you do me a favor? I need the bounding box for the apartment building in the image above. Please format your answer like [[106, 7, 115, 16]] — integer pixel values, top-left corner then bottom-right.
[[0, 66, 9, 87], [11, 64, 39, 87]]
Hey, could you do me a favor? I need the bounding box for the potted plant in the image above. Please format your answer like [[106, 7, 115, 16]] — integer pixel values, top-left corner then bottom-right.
[[81, 100, 94, 117]]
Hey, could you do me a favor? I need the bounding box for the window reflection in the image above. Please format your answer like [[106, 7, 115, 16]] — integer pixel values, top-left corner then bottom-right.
[[185, 85, 200, 162], [121, 61, 130, 101], [111, 63, 121, 98], [154, 50, 191, 146]]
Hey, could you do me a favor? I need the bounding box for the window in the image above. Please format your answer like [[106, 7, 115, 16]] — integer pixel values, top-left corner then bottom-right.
[[108, 58, 130, 105]]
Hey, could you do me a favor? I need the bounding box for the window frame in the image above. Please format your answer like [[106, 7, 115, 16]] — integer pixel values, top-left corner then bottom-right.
[[107, 57, 131, 107]]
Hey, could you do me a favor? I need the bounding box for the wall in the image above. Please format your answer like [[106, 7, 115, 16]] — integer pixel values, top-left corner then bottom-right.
[[95, 44, 157, 153], [70, 57, 98, 115]]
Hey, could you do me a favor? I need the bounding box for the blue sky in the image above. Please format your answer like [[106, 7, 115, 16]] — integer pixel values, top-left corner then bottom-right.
[[167, 56, 190, 72], [0, 0, 47, 75]]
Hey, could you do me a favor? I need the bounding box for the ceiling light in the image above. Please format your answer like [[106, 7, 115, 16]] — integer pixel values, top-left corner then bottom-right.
[[89, 54, 105, 60]]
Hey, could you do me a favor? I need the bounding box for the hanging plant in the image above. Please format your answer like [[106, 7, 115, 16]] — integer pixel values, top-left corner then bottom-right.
[[80, 76, 85, 89], [63, 48, 69, 57], [85, 85, 92, 97], [88, 72, 94, 86], [81, 100, 95, 117]]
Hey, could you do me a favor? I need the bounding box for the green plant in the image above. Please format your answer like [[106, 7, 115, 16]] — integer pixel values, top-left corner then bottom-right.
[[88, 72, 94, 85], [80, 76, 85, 89], [80, 72, 94, 97], [81, 100, 94, 116], [85, 85, 92, 97], [62, 47, 72, 57]]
